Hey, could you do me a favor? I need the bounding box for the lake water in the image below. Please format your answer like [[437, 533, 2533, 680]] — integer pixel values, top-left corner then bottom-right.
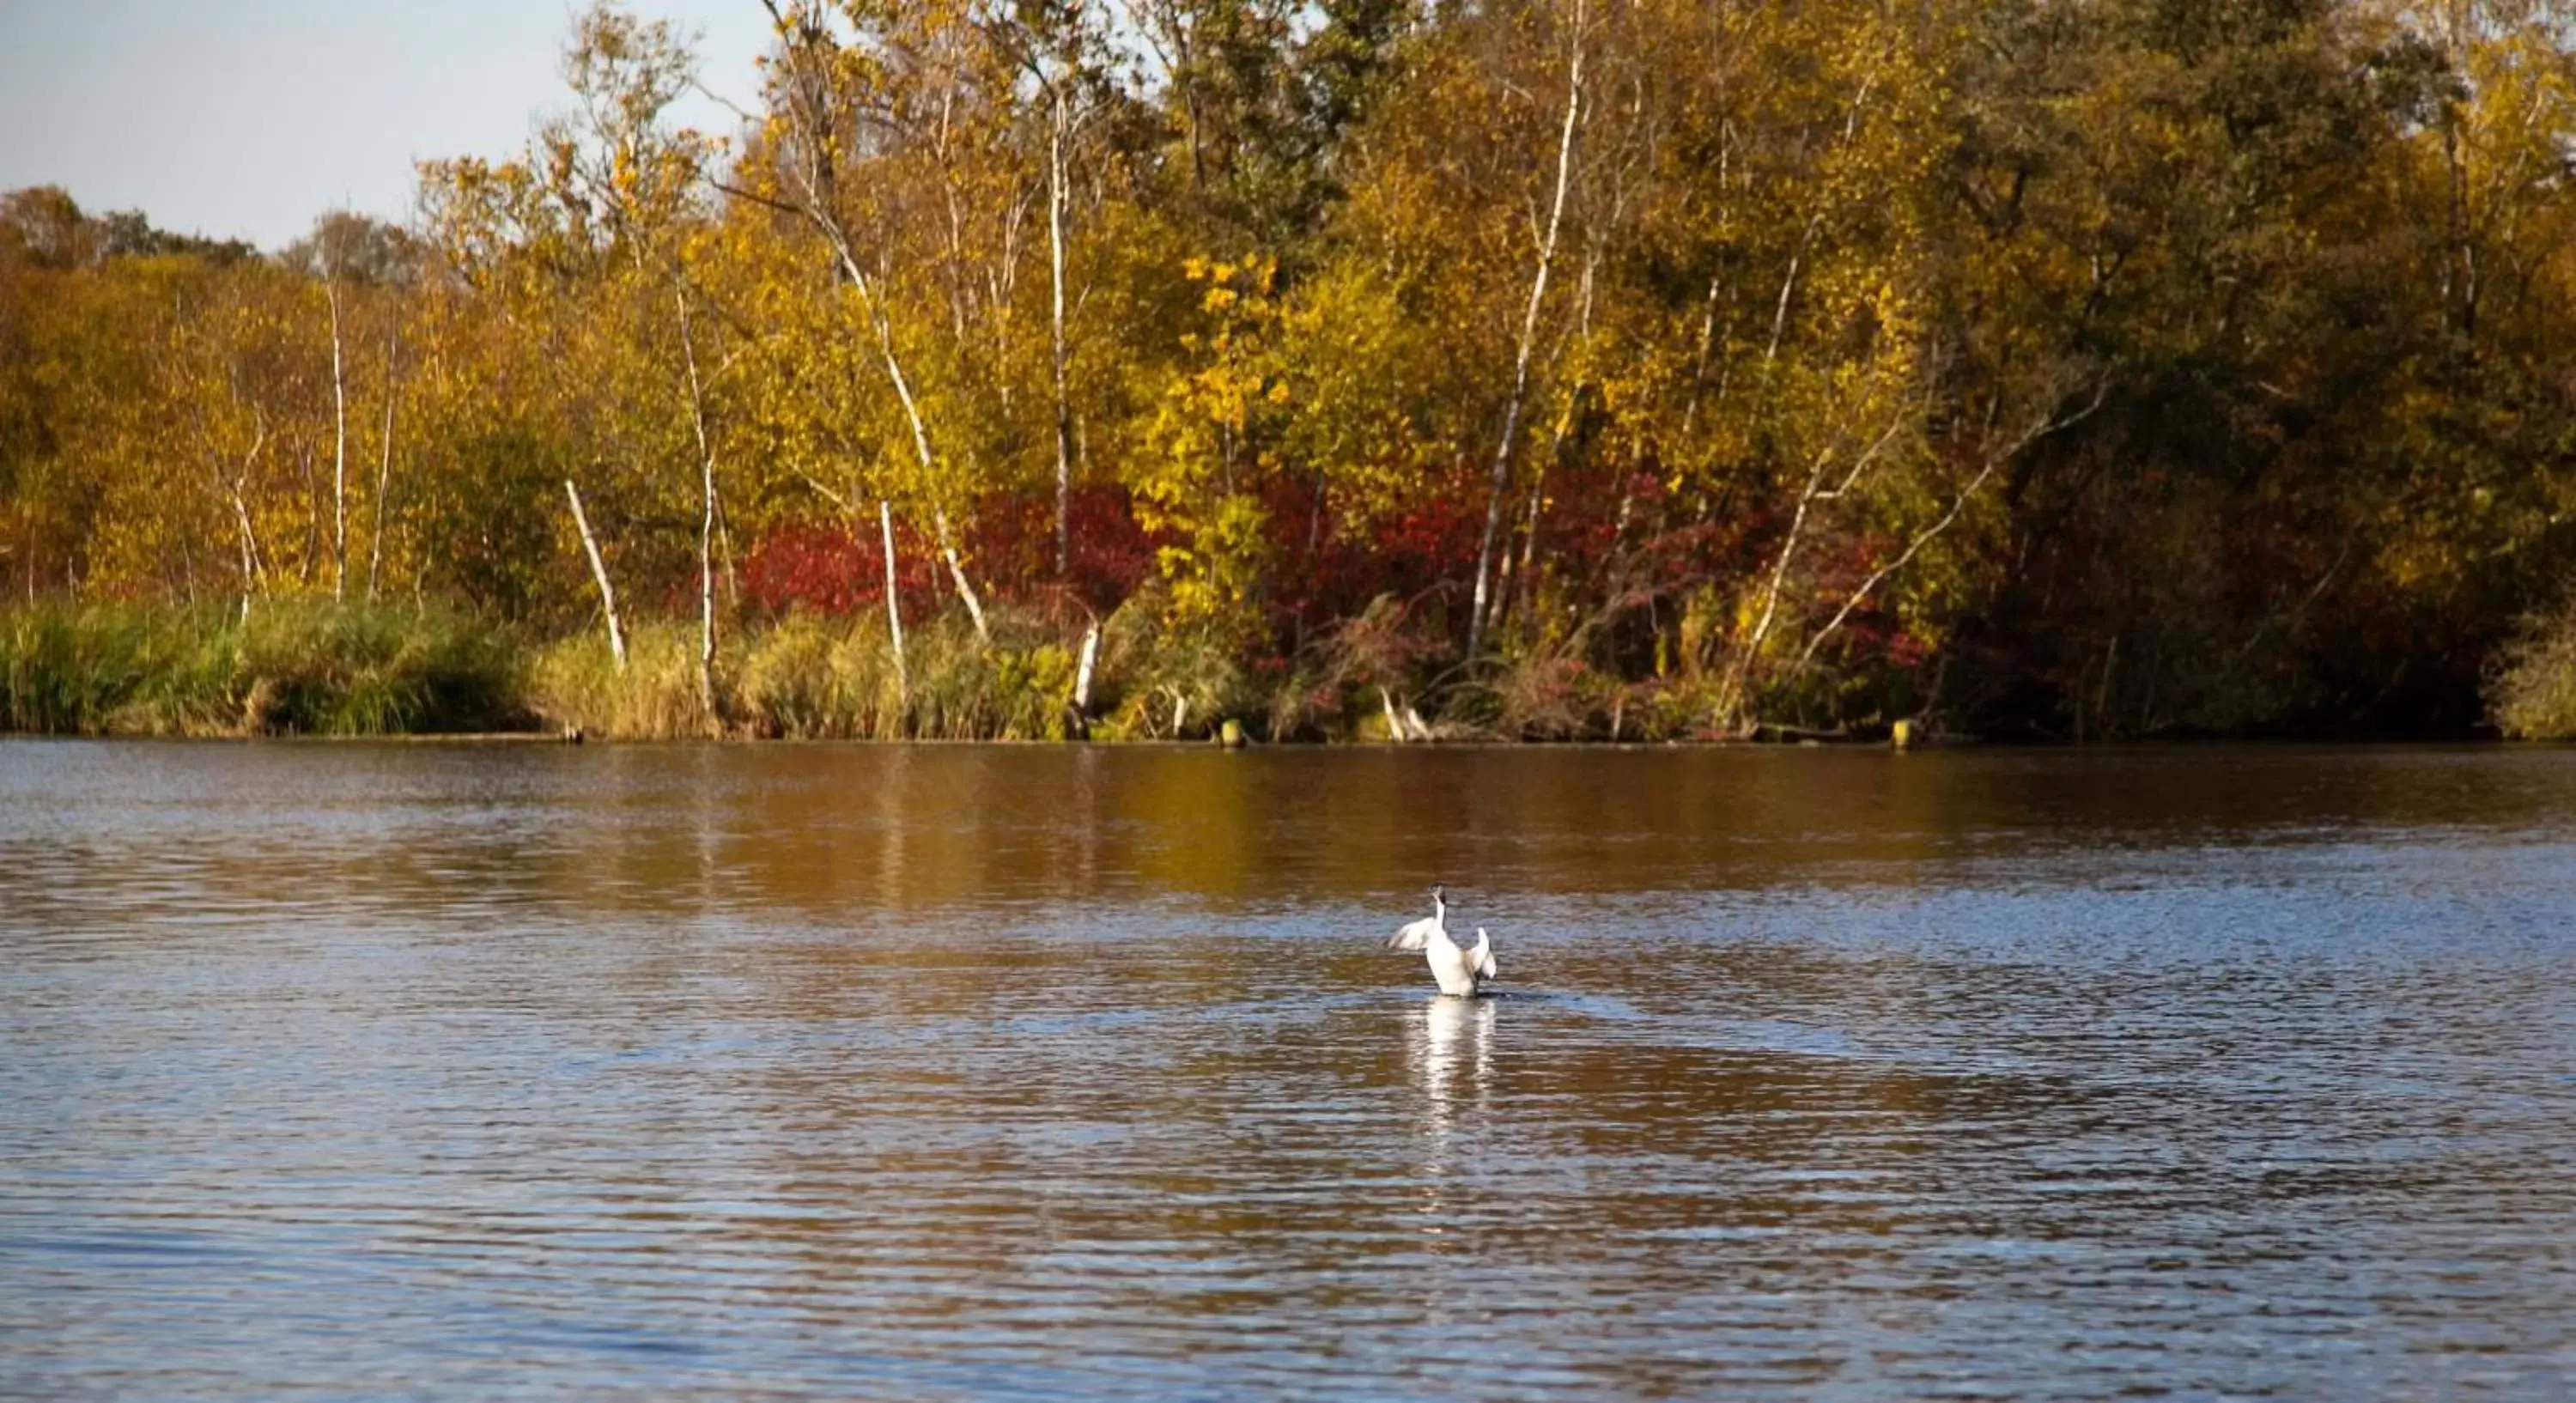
[[3, 742, 2574, 1400]]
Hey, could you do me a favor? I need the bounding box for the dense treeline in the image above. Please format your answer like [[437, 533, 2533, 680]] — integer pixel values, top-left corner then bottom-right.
[[6, 0, 2576, 740]]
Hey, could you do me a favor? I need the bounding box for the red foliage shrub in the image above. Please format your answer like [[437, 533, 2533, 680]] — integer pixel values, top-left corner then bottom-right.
[[967, 485, 1159, 615], [741, 519, 942, 620]]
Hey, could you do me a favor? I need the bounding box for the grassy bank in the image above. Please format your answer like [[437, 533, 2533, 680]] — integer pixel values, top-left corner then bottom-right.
[[0, 602, 526, 736], [10, 596, 2548, 743], [532, 613, 1084, 741], [0, 600, 1176, 741], [538, 604, 1261, 741], [0, 598, 1664, 742]]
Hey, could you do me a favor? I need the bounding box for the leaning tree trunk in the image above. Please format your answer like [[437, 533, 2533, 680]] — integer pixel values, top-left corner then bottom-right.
[[843, 235, 990, 644], [1467, 0, 1586, 662], [1789, 381, 2109, 680], [677, 289, 721, 728], [223, 415, 270, 624], [756, 11, 993, 645], [327, 282, 348, 600], [880, 498, 908, 704], [1720, 419, 1908, 728], [563, 479, 627, 673], [367, 319, 398, 600], [1048, 88, 1077, 580], [1070, 621, 1100, 737]]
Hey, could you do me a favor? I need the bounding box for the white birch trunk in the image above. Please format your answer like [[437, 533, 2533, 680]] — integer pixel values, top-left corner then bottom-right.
[[1072, 622, 1099, 718], [760, 10, 990, 642], [1722, 420, 1907, 727], [1468, 0, 1585, 661], [230, 485, 260, 624], [368, 319, 397, 600], [813, 205, 993, 645], [1048, 88, 1075, 580], [227, 416, 270, 624], [880, 498, 908, 700], [564, 479, 628, 673], [327, 282, 347, 601], [1789, 384, 2107, 677], [677, 289, 720, 725], [930, 505, 990, 642], [1765, 215, 1822, 365]]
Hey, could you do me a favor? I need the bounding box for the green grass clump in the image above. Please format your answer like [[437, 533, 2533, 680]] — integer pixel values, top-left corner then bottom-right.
[[0, 604, 234, 734], [2489, 600, 2576, 739], [0, 596, 1303, 743], [236, 601, 525, 734], [529, 623, 718, 739], [904, 614, 1078, 740], [736, 611, 867, 738], [0, 600, 524, 736], [736, 610, 1078, 741], [530, 610, 1082, 741]]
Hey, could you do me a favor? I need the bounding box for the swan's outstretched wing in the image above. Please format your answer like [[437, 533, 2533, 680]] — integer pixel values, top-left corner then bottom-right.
[[1388, 914, 1440, 951], [1477, 946, 1498, 981]]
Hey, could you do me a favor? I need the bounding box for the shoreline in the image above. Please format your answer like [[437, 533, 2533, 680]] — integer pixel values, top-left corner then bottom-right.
[[0, 729, 2526, 748], [1, 599, 2535, 744]]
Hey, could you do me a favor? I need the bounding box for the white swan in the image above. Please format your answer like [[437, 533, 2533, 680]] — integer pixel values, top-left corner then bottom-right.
[[1386, 886, 1499, 997], [1390, 884, 1449, 952]]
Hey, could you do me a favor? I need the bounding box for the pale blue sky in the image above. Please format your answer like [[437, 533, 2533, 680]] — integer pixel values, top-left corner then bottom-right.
[[0, 1, 772, 250]]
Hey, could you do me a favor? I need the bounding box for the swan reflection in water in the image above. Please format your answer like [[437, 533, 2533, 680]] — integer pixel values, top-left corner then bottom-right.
[[1406, 993, 1497, 1225]]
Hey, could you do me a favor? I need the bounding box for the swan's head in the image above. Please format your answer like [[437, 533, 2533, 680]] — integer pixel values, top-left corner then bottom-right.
[[1430, 883, 1447, 911]]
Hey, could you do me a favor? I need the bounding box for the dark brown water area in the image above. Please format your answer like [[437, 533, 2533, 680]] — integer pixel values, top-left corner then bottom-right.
[[3, 743, 2574, 1400]]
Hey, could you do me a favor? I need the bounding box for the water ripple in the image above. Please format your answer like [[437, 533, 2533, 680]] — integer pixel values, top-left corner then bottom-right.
[[3, 742, 2575, 1399]]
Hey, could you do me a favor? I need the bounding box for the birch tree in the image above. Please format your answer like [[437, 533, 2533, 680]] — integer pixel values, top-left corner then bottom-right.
[[744, 0, 1008, 641], [1467, 0, 1587, 663]]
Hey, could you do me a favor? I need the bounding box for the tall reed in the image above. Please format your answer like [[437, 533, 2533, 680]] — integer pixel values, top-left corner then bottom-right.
[[531, 610, 1084, 740], [0, 601, 524, 735]]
